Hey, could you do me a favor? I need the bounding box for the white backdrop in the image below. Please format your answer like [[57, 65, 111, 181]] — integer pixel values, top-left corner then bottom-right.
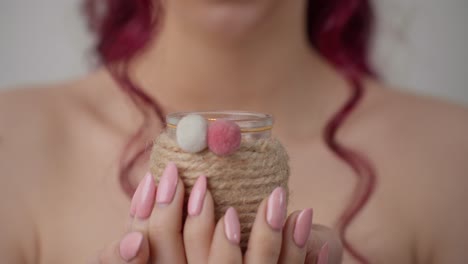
[[0, 0, 467, 103]]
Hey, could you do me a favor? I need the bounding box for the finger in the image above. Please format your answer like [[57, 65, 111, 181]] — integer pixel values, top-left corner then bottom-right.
[[278, 209, 313, 264], [128, 173, 157, 233], [129, 177, 144, 218], [208, 207, 242, 264], [148, 162, 186, 264], [305, 224, 343, 264], [244, 187, 286, 264], [95, 232, 150, 264], [184, 176, 215, 264]]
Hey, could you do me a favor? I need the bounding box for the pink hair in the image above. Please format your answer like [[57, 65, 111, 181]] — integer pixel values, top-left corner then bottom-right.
[[84, 0, 376, 263]]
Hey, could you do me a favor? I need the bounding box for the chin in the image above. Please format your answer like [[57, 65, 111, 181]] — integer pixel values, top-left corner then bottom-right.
[[168, 0, 278, 38]]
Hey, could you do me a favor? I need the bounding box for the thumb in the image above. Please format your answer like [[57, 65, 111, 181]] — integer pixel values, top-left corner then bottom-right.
[[93, 231, 150, 264]]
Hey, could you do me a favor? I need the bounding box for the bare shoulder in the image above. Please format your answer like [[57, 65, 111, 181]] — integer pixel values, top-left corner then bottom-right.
[[0, 83, 70, 144], [351, 80, 468, 168], [0, 69, 131, 198], [0, 71, 115, 262], [0, 70, 124, 167], [0, 69, 141, 199], [0, 80, 81, 259], [346, 80, 468, 263], [0, 79, 88, 168]]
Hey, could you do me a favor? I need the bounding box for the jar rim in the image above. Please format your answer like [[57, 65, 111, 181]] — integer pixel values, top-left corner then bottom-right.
[[166, 111, 273, 133]]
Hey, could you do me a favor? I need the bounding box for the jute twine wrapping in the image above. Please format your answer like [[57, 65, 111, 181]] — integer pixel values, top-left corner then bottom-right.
[[150, 132, 290, 249]]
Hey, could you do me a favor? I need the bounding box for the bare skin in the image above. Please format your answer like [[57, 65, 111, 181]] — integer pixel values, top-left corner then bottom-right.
[[1, 0, 468, 263]]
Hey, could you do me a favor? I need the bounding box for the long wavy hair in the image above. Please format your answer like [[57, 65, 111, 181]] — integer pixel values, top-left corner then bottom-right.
[[84, 0, 377, 263]]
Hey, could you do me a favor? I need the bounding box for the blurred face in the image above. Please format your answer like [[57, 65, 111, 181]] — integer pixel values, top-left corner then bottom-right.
[[161, 0, 283, 38]]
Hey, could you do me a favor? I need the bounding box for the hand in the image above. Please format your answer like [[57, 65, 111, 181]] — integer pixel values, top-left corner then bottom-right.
[[94, 162, 343, 263]]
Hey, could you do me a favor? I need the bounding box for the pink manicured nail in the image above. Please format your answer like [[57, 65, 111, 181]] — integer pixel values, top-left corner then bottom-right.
[[156, 162, 179, 205], [266, 187, 287, 230], [293, 208, 313, 247], [317, 242, 329, 264], [119, 232, 143, 261], [224, 207, 241, 244], [135, 173, 156, 219], [130, 177, 145, 217], [188, 176, 207, 216]]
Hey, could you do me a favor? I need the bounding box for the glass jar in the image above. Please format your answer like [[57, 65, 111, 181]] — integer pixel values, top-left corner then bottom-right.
[[150, 111, 290, 249]]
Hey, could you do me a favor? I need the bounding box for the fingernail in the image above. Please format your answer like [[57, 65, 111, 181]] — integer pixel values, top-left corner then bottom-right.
[[224, 207, 241, 244], [135, 173, 156, 219], [119, 232, 143, 261], [266, 187, 287, 230], [156, 162, 178, 205], [129, 177, 145, 217], [188, 176, 207, 216], [293, 208, 313, 247], [317, 242, 329, 264]]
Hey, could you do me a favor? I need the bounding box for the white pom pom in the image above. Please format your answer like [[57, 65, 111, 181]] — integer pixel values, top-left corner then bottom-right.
[[176, 114, 208, 153]]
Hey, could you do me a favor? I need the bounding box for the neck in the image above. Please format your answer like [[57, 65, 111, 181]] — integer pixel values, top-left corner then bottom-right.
[[128, 0, 348, 137]]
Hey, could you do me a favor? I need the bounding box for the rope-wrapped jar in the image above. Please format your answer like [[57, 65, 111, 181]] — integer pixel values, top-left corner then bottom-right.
[[150, 111, 290, 249]]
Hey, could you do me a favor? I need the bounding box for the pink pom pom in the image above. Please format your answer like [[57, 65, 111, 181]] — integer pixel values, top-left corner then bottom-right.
[[207, 119, 242, 156]]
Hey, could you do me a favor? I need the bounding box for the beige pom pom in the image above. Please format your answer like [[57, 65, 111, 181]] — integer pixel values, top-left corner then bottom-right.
[[176, 114, 208, 153]]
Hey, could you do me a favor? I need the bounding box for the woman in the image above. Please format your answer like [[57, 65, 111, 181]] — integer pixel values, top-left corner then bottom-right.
[[1, 0, 467, 263]]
